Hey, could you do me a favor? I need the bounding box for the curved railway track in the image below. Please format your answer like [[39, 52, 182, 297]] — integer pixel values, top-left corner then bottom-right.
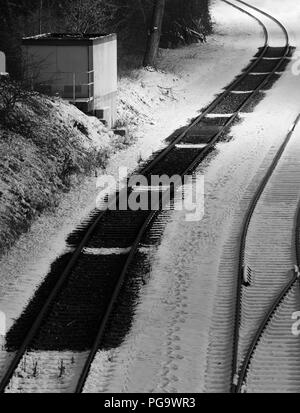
[[231, 0, 300, 393], [0, 0, 295, 393], [232, 112, 300, 392]]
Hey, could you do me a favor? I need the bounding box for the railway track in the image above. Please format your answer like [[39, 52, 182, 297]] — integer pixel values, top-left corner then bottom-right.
[[232, 111, 300, 392], [230, 0, 300, 394], [0, 0, 294, 393]]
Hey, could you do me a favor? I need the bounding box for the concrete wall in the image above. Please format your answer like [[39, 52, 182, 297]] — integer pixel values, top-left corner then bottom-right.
[[93, 38, 117, 127]]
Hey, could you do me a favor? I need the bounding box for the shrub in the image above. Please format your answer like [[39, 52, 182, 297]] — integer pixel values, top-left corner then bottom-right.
[[0, 78, 34, 136]]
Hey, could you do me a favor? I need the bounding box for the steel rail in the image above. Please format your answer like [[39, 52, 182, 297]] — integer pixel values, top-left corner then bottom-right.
[[233, 112, 300, 392], [235, 273, 299, 392], [236, 0, 289, 46]]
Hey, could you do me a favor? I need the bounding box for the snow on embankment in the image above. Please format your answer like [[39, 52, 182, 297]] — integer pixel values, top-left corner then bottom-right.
[[0, 92, 117, 256]]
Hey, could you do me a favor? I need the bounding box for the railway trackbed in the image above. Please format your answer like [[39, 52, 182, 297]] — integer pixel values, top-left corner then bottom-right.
[[232, 110, 300, 393], [223, 0, 300, 394], [0, 0, 296, 393], [205, 0, 300, 394]]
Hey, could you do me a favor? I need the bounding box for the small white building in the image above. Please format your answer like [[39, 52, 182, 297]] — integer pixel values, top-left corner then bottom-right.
[[22, 33, 117, 128], [0, 311, 6, 338], [0, 51, 7, 75]]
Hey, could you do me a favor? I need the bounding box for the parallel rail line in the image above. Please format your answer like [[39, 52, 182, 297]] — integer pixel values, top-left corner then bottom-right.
[[231, 0, 300, 394], [232, 112, 300, 392]]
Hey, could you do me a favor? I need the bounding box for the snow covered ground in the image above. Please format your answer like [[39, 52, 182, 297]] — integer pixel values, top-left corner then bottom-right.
[[1, 0, 300, 393]]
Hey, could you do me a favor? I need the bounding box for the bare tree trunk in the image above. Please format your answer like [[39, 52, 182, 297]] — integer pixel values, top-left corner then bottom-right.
[[143, 0, 165, 67]]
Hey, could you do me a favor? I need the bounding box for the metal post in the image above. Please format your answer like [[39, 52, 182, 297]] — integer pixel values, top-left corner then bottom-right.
[[73, 72, 76, 103]]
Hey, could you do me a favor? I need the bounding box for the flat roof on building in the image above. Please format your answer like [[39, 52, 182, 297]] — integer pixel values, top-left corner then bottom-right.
[[23, 33, 116, 46]]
